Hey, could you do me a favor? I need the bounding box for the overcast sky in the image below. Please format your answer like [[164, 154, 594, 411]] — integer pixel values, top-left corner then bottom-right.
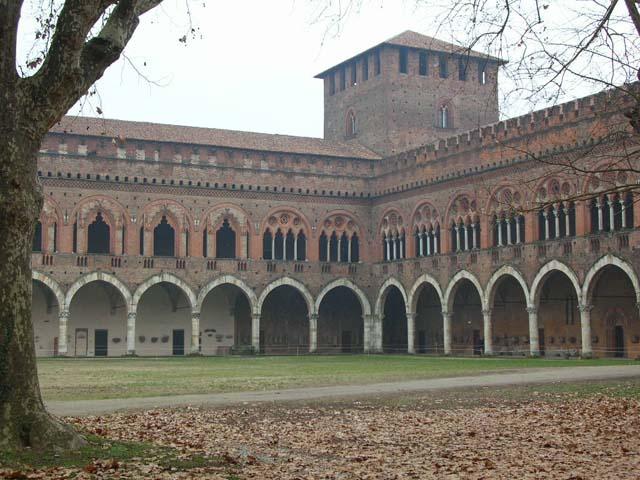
[[18, 1, 629, 139]]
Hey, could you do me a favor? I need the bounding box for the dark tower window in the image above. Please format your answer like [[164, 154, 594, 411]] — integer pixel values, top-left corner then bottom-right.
[[458, 57, 468, 81], [216, 219, 236, 258], [351, 61, 357, 85], [439, 54, 448, 78], [263, 229, 273, 260], [340, 232, 349, 262], [374, 49, 381, 76], [478, 61, 487, 85], [346, 110, 357, 138], [329, 231, 339, 262], [87, 212, 110, 254], [32, 221, 42, 252], [419, 51, 428, 76], [202, 228, 208, 256], [139, 226, 144, 255], [362, 55, 369, 81], [329, 74, 336, 95], [285, 229, 295, 260], [72, 221, 78, 253], [399, 47, 408, 74], [340, 67, 346, 91], [153, 215, 175, 257]]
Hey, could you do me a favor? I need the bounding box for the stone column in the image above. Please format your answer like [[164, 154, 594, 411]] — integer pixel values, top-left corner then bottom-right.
[[608, 196, 615, 231], [597, 200, 603, 231], [482, 309, 493, 355], [385, 237, 390, 261], [497, 220, 503, 246], [564, 206, 570, 237], [347, 237, 352, 263], [426, 232, 431, 256], [127, 311, 136, 355], [309, 313, 318, 353], [293, 236, 298, 261], [554, 206, 560, 239], [434, 231, 439, 254], [515, 216, 521, 244], [456, 225, 461, 251], [366, 314, 382, 353], [251, 313, 261, 353], [621, 199, 627, 229], [399, 235, 404, 259], [392, 236, 398, 260], [442, 310, 452, 355], [337, 237, 342, 262], [406, 312, 415, 354], [543, 211, 550, 240], [506, 219, 513, 245], [190, 311, 200, 355], [327, 238, 331, 262], [579, 304, 593, 358], [471, 223, 477, 249], [271, 235, 276, 260], [58, 309, 69, 356], [418, 233, 424, 257], [464, 225, 469, 251], [527, 307, 540, 357]]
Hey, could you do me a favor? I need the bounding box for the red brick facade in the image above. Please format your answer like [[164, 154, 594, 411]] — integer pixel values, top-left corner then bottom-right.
[[31, 31, 640, 359]]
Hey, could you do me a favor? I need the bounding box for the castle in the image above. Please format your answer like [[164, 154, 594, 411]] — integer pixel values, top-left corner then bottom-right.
[[31, 31, 640, 358]]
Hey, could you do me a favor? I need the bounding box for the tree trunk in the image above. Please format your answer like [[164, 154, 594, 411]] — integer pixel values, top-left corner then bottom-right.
[[0, 121, 84, 451]]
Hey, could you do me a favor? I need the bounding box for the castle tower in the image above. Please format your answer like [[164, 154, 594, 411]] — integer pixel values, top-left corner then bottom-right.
[[316, 31, 503, 156]]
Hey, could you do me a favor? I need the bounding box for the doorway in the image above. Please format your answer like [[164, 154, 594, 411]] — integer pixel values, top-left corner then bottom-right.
[[95, 329, 108, 357], [341, 330, 352, 353], [75, 328, 88, 356], [473, 329, 482, 355], [538, 328, 545, 356], [172, 329, 185, 356], [614, 326, 624, 358]]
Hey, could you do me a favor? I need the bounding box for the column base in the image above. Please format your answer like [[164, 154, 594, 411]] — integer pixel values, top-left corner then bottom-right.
[[580, 352, 594, 359], [123, 352, 138, 357], [187, 352, 203, 357], [529, 351, 541, 358]]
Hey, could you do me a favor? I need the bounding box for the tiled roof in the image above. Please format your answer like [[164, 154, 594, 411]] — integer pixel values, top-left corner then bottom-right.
[[315, 30, 504, 78], [50, 116, 382, 160]]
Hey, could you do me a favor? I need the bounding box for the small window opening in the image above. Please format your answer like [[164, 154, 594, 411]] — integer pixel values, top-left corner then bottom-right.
[[439, 54, 448, 78], [399, 47, 408, 74], [419, 51, 428, 76]]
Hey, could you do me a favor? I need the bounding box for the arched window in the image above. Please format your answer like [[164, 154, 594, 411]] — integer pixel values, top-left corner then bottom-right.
[[319, 231, 328, 262], [351, 232, 360, 262], [139, 226, 144, 255], [340, 232, 349, 262], [274, 228, 284, 260], [346, 110, 357, 137], [438, 104, 451, 129], [329, 231, 339, 262], [87, 212, 110, 254], [297, 230, 307, 261], [153, 215, 175, 257], [202, 228, 208, 257], [285, 229, 295, 261], [216, 219, 236, 258], [382, 233, 389, 262], [32, 221, 42, 252], [263, 229, 273, 260], [72, 221, 78, 253]]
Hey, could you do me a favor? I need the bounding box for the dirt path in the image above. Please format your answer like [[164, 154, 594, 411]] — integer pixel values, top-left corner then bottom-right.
[[46, 364, 640, 416]]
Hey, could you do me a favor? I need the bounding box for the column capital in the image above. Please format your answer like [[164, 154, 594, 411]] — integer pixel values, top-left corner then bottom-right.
[[405, 311, 415, 319], [441, 309, 453, 318], [127, 311, 136, 320], [309, 313, 319, 321], [482, 309, 492, 316], [252, 312, 261, 319], [579, 303, 593, 313], [191, 311, 201, 319], [59, 309, 70, 320], [526, 306, 538, 315]]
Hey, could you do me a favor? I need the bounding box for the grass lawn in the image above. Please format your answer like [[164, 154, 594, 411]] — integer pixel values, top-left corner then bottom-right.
[[37, 354, 638, 401]]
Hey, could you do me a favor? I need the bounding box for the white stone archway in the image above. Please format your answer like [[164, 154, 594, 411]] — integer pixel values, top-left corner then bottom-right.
[[132, 272, 197, 311], [197, 275, 257, 313], [32, 271, 65, 311], [484, 265, 531, 309], [315, 278, 372, 317], [65, 271, 132, 310], [256, 277, 316, 353], [374, 277, 409, 317], [443, 270, 485, 312], [529, 259, 582, 307], [407, 273, 444, 313], [582, 254, 640, 305]]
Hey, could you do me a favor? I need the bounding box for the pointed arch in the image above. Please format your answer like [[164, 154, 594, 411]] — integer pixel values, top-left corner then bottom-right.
[[484, 265, 531, 309], [582, 254, 640, 305], [407, 273, 444, 313], [32, 271, 65, 311], [64, 272, 132, 311], [375, 277, 409, 317], [444, 270, 485, 312], [530, 259, 581, 307], [132, 272, 197, 312], [315, 279, 372, 317], [197, 275, 258, 313], [257, 277, 314, 316]]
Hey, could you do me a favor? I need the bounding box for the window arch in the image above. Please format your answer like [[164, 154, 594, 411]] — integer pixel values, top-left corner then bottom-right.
[[32, 221, 42, 252], [346, 110, 357, 137], [216, 218, 236, 258], [87, 212, 110, 254], [153, 215, 175, 257], [263, 229, 273, 260], [437, 102, 453, 129]]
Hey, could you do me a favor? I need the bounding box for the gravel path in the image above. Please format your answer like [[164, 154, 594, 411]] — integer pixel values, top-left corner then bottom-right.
[[46, 364, 640, 416]]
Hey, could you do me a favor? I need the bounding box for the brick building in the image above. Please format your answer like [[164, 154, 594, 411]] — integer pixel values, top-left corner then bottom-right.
[[31, 31, 640, 358]]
